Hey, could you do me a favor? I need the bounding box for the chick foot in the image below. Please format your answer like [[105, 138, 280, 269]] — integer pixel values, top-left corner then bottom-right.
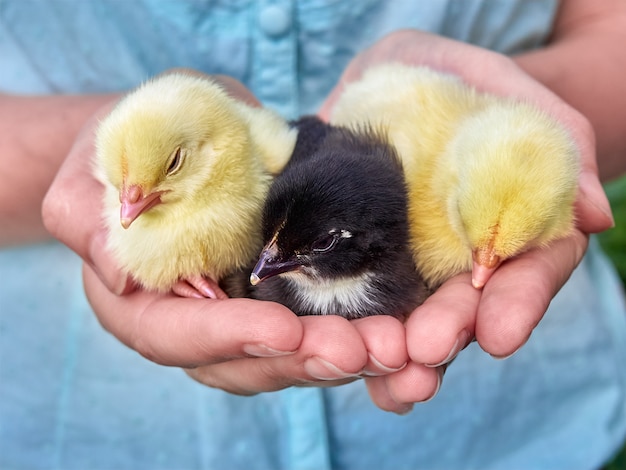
[[172, 275, 229, 300]]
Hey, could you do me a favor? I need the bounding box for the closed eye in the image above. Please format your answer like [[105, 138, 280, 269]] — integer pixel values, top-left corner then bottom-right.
[[166, 147, 184, 175], [311, 233, 339, 253]]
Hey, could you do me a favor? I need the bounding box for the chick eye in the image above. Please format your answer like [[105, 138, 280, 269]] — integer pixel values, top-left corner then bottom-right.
[[166, 147, 184, 175], [311, 232, 339, 253]]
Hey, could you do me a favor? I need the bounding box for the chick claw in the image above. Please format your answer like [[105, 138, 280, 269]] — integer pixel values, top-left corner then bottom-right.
[[172, 275, 229, 300]]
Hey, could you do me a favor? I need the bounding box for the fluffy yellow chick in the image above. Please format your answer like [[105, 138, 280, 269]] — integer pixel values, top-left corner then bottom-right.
[[332, 64, 579, 289], [94, 73, 298, 297]]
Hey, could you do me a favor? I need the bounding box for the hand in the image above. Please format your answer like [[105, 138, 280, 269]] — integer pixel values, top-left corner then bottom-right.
[[84, 265, 410, 395], [41, 71, 412, 403], [319, 30, 613, 413]]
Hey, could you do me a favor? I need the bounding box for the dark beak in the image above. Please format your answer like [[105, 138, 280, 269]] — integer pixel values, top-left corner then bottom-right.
[[250, 245, 301, 285]]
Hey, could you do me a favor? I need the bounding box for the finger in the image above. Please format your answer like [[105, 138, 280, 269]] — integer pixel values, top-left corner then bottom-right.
[[405, 273, 478, 366], [42, 100, 131, 294], [173, 275, 230, 300], [185, 361, 357, 396], [364, 376, 413, 415], [154, 69, 260, 107], [476, 230, 588, 357], [367, 363, 443, 412], [318, 84, 346, 122], [185, 315, 368, 395], [83, 264, 303, 367], [576, 162, 615, 233], [557, 107, 614, 233], [42, 104, 110, 257], [351, 315, 408, 376], [386, 363, 444, 404], [213, 74, 262, 107]]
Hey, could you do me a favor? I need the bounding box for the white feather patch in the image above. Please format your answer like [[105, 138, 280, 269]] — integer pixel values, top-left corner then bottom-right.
[[282, 270, 380, 316]]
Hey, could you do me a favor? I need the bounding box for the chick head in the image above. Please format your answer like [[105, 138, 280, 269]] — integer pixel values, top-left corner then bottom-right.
[[251, 128, 409, 286], [95, 73, 250, 228], [445, 102, 579, 288]]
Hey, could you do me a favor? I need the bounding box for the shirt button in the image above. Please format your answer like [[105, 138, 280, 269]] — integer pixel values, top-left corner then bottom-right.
[[258, 5, 292, 38]]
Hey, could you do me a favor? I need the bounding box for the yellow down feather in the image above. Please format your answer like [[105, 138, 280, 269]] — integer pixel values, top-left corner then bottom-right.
[[332, 64, 579, 288], [93, 73, 297, 291]]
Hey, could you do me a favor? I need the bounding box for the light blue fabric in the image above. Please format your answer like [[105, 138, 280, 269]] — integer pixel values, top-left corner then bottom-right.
[[1, 1, 625, 469], [0, 0, 556, 116]]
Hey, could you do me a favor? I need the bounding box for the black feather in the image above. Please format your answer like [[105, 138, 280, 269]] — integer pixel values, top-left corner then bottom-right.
[[249, 116, 429, 319], [286, 115, 333, 166]]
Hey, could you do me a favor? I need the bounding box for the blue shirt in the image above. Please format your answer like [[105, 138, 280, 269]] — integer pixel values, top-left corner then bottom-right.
[[1, 1, 625, 469]]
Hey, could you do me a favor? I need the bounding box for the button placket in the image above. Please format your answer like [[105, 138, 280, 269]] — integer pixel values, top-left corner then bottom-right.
[[252, 0, 298, 119]]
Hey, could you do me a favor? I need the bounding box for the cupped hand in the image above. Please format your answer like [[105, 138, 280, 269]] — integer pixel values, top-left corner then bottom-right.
[[319, 30, 613, 413], [41, 70, 413, 403], [82, 260, 410, 396]]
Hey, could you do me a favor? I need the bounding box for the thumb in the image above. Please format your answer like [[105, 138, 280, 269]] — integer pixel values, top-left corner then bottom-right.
[[42, 99, 134, 295], [576, 169, 615, 233]]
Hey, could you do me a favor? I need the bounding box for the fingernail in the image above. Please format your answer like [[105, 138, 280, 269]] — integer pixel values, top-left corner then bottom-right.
[[490, 334, 531, 360], [362, 354, 407, 377], [243, 343, 295, 358], [304, 357, 355, 381], [581, 172, 615, 227], [199, 285, 217, 299], [394, 403, 414, 416], [491, 349, 517, 360], [425, 329, 471, 368]]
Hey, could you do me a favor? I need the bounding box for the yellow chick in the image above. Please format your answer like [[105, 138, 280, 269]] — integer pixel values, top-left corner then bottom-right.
[[332, 64, 579, 289], [94, 73, 298, 297]]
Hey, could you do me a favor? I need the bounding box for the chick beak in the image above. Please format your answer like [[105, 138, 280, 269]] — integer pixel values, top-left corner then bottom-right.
[[119, 184, 165, 229], [250, 241, 302, 286], [471, 246, 501, 289]]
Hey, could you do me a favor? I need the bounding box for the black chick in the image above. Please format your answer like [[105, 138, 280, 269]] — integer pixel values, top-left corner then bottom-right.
[[218, 115, 333, 299], [249, 117, 429, 320]]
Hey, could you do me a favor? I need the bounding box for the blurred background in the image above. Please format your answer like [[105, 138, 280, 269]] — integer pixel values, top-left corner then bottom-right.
[[599, 174, 626, 470]]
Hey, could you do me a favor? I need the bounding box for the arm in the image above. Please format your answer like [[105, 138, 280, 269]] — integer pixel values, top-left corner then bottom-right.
[[515, 0, 626, 182], [0, 93, 116, 246]]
